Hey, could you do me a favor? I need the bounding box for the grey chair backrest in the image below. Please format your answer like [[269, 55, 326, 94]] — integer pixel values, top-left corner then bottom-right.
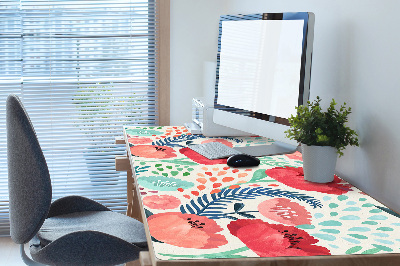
[[7, 94, 52, 244]]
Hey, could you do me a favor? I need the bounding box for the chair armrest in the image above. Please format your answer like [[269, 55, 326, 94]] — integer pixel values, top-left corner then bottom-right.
[[47, 195, 110, 218]]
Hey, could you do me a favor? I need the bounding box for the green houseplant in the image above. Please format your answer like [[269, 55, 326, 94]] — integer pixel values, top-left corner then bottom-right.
[[285, 96, 359, 183]]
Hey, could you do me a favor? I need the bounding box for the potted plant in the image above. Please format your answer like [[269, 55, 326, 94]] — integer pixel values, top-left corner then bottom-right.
[[285, 96, 359, 183]]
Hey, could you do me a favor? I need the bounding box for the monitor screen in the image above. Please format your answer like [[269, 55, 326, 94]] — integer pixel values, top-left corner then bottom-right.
[[213, 13, 314, 156], [217, 20, 304, 119]]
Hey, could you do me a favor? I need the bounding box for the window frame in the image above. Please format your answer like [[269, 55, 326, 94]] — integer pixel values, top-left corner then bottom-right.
[[156, 0, 170, 125]]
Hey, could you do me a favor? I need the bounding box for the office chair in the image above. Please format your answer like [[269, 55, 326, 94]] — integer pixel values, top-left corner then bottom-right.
[[6, 94, 148, 265]]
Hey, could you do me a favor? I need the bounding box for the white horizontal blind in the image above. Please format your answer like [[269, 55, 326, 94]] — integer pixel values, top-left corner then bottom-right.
[[0, 0, 159, 236], [0, 0, 23, 237]]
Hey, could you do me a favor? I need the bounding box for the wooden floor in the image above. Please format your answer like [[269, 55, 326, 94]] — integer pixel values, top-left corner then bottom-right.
[[0, 237, 26, 266]]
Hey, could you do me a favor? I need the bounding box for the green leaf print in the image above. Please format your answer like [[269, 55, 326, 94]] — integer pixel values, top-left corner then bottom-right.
[[138, 176, 194, 191], [162, 158, 199, 165]]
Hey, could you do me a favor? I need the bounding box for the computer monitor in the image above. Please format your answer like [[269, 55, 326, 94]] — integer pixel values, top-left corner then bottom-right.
[[213, 12, 315, 156]]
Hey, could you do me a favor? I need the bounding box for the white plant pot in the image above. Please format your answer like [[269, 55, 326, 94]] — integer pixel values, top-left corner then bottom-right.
[[301, 144, 338, 183]]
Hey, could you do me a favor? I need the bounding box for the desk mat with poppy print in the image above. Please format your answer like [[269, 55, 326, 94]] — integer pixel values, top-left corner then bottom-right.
[[124, 126, 400, 260]]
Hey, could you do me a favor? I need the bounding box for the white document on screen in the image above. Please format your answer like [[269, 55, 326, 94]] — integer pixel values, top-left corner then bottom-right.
[[217, 19, 304, 119]]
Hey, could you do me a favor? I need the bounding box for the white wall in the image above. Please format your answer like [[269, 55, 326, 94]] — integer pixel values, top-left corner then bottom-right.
[[170, 0, 400, 212], [170, 0, 228, 125]]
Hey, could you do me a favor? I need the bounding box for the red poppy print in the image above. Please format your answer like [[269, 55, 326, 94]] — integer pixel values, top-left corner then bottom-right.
[[128, 137, 153, 145], [147, 212, 228, 249], [201, 139, 233, 148], [228, 219, 330, 257], [285, 151, 302, 161], [143, 195, 181, 210], [266, 167, 352, 195], [258, 198, 312, 226], [130, 145, 177, 159], [179, 147, 227, 165]]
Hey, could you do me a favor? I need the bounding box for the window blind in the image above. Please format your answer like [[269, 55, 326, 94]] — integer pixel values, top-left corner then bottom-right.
[[0, 0, 159, 236]]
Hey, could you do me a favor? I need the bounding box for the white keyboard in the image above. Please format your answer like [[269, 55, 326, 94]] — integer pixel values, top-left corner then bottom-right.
[[188, 142, 242, 160]]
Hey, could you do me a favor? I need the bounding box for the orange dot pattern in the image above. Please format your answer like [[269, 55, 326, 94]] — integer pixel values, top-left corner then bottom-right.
[[158, 126, 190, 139], [188, 166, 253, 196]]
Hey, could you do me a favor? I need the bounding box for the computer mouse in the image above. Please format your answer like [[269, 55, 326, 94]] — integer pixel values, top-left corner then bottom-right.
[[227, 154, 260, 167]]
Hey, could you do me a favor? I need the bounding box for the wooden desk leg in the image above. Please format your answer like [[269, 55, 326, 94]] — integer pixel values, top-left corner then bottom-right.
[[124, 252, 151, 266], [139, 251, 152, 266], [115, 154, 133, 217], [127, 169, 143, 223], [126, 168, 134, 218]]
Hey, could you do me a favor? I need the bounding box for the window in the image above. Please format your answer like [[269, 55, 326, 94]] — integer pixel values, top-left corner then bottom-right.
[[0, 0, 169, 236]]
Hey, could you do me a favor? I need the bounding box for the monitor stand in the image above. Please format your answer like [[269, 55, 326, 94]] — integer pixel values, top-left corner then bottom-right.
[[233, 141, 299, 157]]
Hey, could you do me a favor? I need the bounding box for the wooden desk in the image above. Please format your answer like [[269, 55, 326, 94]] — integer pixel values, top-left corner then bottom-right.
[[118, 126, 400, 266]]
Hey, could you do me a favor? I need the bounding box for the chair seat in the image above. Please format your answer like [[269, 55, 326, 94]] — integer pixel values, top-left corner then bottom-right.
[[37, 211, 147, 248]]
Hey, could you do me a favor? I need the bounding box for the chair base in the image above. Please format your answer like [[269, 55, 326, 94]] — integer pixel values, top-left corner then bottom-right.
[[20, 244, 45, 266]]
